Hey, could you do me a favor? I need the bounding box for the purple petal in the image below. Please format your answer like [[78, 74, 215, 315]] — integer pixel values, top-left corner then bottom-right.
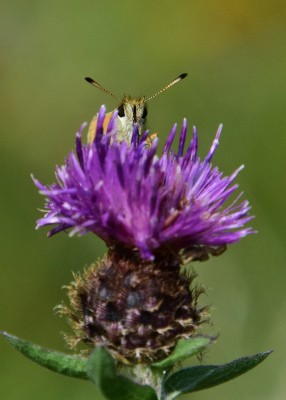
[[76, 122, 87, 170], [205, 124, 223, 163], [163, 123, 177, 154], [177, 118, 187, 157], [94, 105, 106, 143]]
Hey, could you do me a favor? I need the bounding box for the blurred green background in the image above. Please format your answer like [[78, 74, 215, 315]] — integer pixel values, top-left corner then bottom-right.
[[1, 1, 286, 399]]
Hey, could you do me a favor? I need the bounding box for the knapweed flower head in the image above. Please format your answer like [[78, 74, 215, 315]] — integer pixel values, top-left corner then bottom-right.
[[34, 105, 253, 261], [3, 102, 268, 388], [34, 105, 254, 364]]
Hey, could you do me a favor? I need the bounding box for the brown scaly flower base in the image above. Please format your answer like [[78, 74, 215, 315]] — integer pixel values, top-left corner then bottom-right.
[[59, 248, 208, 365]]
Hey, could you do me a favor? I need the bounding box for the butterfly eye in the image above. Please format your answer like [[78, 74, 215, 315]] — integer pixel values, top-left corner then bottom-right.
[[118, 104, 125, 117], [142, 106, 148, 119]]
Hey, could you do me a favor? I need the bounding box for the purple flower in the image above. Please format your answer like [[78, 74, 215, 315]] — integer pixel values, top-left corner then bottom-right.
[[33, 105, 254, 260]]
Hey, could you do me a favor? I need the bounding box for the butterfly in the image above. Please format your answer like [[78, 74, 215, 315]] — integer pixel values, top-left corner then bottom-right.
[[85, 73, 187, 146]]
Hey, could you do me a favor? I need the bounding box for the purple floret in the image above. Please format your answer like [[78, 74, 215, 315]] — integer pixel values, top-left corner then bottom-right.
[[33, 105, 254, 260]]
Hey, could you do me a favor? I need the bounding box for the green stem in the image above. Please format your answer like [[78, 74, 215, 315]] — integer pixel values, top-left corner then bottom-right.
[[129, 364, 164, 400]]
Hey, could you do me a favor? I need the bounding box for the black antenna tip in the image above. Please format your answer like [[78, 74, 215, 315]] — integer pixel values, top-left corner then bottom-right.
[[85, 77, 93, 83], [179, 73, 188, 80]]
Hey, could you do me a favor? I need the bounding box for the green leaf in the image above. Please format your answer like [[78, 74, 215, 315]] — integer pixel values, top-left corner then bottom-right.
[[163, 351, 272, 399], [87, 347, 158, 400], [152, 336, 213, 370], [0, 331, 87, 379]]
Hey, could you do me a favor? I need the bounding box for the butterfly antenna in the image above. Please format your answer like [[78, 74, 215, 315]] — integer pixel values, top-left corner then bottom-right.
[[85, 77, 118, 99], [146, 73, 188, 101]]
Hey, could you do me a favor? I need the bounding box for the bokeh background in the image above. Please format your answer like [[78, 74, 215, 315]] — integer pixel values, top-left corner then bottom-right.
[[1, 1, 286, 399]]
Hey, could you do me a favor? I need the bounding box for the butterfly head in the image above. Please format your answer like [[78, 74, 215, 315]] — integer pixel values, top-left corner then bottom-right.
[[85, 73, 187, 144]]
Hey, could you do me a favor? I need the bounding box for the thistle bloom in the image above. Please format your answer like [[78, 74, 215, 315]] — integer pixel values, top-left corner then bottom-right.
[[34, 105, 254, 364], [1, 100, 268, 390], [33, 105, 253, 261]]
